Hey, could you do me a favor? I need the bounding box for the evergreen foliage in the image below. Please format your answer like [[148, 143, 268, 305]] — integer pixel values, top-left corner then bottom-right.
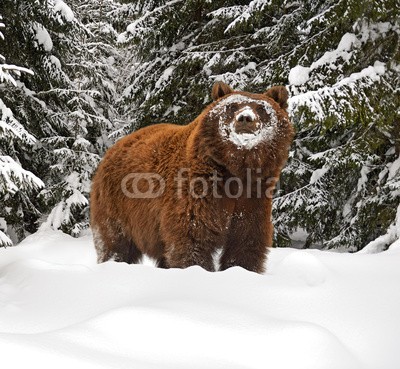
[[0, 0, 399, 251], [117, 0, 400, 251], [0, 0, 120, 244], [0, 13, 43, 246]]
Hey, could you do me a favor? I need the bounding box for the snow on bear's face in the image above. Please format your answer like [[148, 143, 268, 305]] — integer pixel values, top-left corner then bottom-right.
[[208, 94, 279, 150]]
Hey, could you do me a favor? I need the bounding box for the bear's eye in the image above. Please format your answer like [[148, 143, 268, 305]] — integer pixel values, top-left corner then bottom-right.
[[256, 106, 271, 122], [226, 103, 239, 114], [256, 106, 265, 116]]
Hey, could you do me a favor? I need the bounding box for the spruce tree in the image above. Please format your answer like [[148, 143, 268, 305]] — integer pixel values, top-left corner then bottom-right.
[[0, 13, 45, 246], [0, 0, 120, 242]]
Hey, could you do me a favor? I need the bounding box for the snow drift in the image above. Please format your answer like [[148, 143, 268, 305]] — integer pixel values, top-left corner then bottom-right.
[[0, 231, 399, 369]]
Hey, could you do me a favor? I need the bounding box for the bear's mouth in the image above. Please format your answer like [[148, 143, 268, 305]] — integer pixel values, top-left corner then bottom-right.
[[234, 121, 259, 134], [219, 120, 275, 150], [234, 107, 259, 134]]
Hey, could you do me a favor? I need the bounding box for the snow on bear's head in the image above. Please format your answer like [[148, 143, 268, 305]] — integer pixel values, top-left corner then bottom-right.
[[197, 82, 294, 178], [208, 82, 290, 150]]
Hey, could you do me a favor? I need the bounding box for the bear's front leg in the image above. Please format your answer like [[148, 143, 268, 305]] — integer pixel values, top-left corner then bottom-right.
[[164, 239, 215, 271], [220, 202, 271, 274], [160, 201, 228, 272]]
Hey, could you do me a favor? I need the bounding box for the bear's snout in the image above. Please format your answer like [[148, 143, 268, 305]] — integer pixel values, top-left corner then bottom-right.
[[235, 108, 258, 133]]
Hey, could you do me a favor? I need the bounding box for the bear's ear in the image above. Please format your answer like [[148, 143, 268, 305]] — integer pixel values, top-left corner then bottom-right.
[[211, 81, 234, 101], [264, 86, 289, 110]]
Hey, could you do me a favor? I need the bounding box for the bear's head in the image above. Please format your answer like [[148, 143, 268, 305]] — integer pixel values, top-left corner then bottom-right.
[[194, 82, 294, 179]]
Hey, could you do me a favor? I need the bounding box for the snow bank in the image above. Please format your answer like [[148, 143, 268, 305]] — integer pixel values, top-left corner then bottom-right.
[[0, 230, 399, 369]]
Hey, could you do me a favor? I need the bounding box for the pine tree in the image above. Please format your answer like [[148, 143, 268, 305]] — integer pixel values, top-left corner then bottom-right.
[[0, 14, 44, 246], [116, 0, 251, 132], [37, 0, 121, 236], [0, 0, 120, 241], [272, 0, 400, 251]]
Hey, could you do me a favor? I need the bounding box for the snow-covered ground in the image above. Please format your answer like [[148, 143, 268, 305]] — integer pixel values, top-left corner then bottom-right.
[[0, 230, 399, 369]]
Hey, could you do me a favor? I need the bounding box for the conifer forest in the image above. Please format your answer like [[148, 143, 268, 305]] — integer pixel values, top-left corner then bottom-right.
[[0, 0, 399, 251]]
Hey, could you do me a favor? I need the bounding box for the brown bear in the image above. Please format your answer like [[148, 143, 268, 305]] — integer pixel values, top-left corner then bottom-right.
[[90, 82, 294, 273]]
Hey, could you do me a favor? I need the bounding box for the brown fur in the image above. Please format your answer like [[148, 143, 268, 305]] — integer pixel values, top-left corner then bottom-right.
[[90, 82, 294, 273]]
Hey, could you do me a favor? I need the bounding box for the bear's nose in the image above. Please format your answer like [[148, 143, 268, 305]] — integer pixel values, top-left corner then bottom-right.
[[236, 109, 255, 124], [235, 108, 257, 134]]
